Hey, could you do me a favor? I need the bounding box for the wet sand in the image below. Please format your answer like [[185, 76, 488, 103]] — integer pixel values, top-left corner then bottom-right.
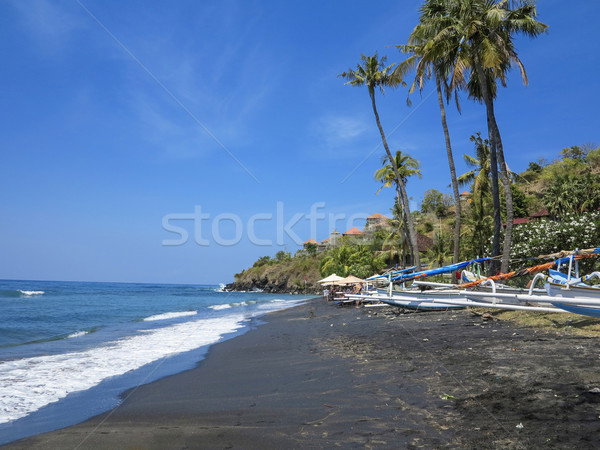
[[5, 298, 600, 449]]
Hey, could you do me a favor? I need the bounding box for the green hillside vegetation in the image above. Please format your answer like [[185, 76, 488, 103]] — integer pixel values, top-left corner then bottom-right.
[[230, 144, 600, 293], [419, 143, 600, 261], [232, 251, 324, 294]]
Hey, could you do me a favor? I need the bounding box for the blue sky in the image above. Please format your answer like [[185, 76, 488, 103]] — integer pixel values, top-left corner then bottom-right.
[[1, 0, 598, 284]]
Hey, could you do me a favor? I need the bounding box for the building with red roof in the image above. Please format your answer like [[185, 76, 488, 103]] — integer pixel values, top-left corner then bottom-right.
[[303, 238, 320, 245], [342, 227, 364, 236], [531, 208, 549, 219], [365, 213, 391, 231], [459, 191, 472, 202], [503, 217, 531, 227]]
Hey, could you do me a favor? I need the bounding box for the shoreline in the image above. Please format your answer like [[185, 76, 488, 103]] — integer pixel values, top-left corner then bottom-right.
[[0, 295, 311, 446], [6, 298, 600, 448]]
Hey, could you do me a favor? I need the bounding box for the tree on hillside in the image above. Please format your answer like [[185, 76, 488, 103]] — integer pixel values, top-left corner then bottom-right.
[[304, 243, 317, 257], [561, 144, 595, 162], [320, 245, 385, 279], [587, 147, 600, 170], [275, 251, 291, 262], [426, 230, 452, 268], [339, 54, 421, 269], [544, 173, 600, 218], [421, 188, 453, 217]]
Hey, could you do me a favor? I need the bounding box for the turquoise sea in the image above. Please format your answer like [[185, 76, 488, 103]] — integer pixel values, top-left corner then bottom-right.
[[0, 279, 309, 444]]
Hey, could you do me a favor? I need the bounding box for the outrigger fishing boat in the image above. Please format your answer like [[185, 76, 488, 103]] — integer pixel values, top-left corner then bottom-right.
[[347, 258, 491, 311], [456, 249, 600, 316], [346, 248, 600, 316]]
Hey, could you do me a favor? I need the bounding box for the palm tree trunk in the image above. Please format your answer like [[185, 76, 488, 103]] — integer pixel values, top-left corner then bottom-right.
[[486, 114, 502, 271], [474, 61, 502, 275], [435, 74, 461, 265], [478, 190, 485, 257], [369, 89, 421, 269], [397, 180, 419, 266], [490, 126, 513, 273], [394, 188, 411, 265], [474, 61, 513, 273], [491, 125, 514, 273]]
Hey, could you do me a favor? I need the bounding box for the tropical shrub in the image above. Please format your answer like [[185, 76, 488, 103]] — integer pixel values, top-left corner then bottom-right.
[[586, 148, 600, 170], [320, 245, 386, 279], [509, 211, 600, 263], [304, 243, 317, 256], [543, 172, 600, 217]]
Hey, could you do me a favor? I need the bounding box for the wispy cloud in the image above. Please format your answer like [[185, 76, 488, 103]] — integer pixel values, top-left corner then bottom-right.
[[101, 2, 277, 163], [320, 116, 370, 142], [307, 114, 373, 159], [132, 94, 214, 160], [303, 112, 379, 164], [10, 0, 85, 51]]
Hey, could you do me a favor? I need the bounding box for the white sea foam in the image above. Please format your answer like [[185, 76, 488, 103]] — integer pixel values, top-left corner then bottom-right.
[[67, 331, 89, 339], [213, 283, 226, 292], [18, 291, 44, 296], [143, 311, 197, 322], [208, 304, 231, 310], [0, 314, 245, 424]]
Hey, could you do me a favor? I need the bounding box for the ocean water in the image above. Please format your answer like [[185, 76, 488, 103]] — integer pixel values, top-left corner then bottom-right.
[[0, 279, 309, 444]]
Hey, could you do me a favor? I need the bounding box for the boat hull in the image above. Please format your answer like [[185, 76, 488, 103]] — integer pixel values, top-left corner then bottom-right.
[[371, 289, 466, 310]]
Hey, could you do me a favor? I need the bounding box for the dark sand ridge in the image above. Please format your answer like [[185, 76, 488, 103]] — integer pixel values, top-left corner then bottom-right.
[[5, 298, 600, 449]]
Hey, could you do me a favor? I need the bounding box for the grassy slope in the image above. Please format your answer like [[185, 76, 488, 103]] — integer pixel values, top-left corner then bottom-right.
[[232, 255, 324, 294]]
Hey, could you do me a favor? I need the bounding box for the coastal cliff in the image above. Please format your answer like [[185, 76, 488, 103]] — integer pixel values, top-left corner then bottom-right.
[[225, 255, 323, 295]]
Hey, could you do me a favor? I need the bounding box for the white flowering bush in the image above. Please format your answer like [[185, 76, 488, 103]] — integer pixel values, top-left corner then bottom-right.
[[509, 211, 600, 263]]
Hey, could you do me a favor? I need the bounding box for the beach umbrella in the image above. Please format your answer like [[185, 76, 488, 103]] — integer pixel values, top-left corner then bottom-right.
[[318, 274, 344, 284], [334, 275, 365, 285]]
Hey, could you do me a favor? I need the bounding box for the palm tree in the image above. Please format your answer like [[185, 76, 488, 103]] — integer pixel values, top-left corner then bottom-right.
[[460, 132, 526, 258], [426, 230, 451, 268], [459, 132, 492, 228], [414, 0, 547, 273], [379, 202, 410, 266], [395, 0, 463, 265], [339, 54, 421, 269], [451, 0, 547, 272], [374, 150, 422, 198], [459, 133, 494, 260], [375, 151, 421, 265]]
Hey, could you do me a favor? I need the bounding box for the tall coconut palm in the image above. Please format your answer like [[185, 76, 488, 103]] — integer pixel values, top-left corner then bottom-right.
[[445, 0, 547, 272], [339, 54, 421, 269], [394, 0, 463, 265]]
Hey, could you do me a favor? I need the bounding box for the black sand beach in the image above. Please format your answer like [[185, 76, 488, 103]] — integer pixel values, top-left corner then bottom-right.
[[6, 298, 600, 449]]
